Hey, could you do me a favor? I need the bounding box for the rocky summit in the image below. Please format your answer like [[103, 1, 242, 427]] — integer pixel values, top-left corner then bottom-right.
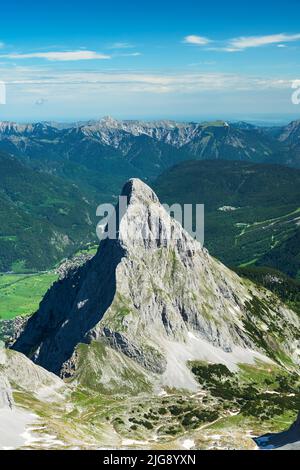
[[11, 179, 300, 392]]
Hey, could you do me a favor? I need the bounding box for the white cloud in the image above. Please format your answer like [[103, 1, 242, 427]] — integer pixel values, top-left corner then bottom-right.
[[117, 52, 142, 57], [228, 33, 300, 51], [184, 32, 300, 52], [183, 35, 211, 45], [206, 46, 240, 52], [108, 42, 134, 49], [0, 50, 111, 61], [1, 65, 294, 96]]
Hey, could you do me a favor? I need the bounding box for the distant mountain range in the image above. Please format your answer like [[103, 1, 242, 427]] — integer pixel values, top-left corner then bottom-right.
[[0, 117, 300, 273], [0, 117, 300, 179]]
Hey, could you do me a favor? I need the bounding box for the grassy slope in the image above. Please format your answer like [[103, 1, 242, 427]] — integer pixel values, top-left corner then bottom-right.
[[0, 245, 98, 321], [0, 151, 99, 272], [233, 266, 300, 315], [155, 160, 300, 273], [11, 345, 298, 449], [0, 272, 57, 319], [256, 228, 300, 279]]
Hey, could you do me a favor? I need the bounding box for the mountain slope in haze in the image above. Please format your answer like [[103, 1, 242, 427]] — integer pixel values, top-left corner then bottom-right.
[[179, 121, 281, 162], [79, 118, 281, 165], [262, 119, 300, 168], [276, 120, 300, 168], [155, 160, 300, 273], [0, 120, 189, 182], [0, 151, 98, 272], [0, 118, 296, 191]]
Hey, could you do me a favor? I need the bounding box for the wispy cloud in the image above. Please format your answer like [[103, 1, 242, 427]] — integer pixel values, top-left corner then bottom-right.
[[0, 50, 111, 61], [108, 42, 135, 49], [183, 35, 211, 45], [228, 33, 300, 51], [184, 32, 300, 52], [1, 66, 294, 96], [116, 52, 142, 57]]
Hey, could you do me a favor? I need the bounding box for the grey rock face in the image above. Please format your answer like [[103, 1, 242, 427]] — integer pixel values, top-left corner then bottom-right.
[[102, 327, 167, 374], [0, 348, 66, 401], [1, 316, 29, 346], [0, 373, 13, 410], [11, 179, 300, 386], [0, 118, 291, 170]]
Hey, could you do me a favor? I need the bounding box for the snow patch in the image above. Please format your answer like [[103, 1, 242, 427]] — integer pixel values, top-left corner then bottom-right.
[[182, 438, 195, 449], [160, 333, 274, 391]]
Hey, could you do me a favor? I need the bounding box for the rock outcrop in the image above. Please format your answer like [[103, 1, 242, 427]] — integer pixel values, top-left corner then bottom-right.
[[0, 373, 13, 410], [0, 348, 67, 400], [11, 179, 300, 389]]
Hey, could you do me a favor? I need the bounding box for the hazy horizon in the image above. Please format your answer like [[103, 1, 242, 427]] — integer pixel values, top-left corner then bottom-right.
[[1, 1, 300, 122], [1, 113, 299, 127]]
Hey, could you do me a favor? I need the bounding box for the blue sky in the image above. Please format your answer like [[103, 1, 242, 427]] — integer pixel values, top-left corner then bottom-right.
[[1, 0, 300, 122]]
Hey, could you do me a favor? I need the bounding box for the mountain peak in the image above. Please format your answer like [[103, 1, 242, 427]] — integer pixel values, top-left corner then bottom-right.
[[121, 178, 159, 204], [100, 115, 120, 127], [116, 177, 192, 253]]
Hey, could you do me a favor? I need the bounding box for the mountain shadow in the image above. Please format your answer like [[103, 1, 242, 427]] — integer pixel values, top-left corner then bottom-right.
[[11, 237, 125, 376], [254, 413, 300, 450]]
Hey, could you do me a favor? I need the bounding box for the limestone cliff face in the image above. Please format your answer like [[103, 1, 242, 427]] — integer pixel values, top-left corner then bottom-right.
[[0, 348, 66, 405], [0, 373, 13, 409], [0, 348, 67, 398], [11, 179, 300, 388]]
